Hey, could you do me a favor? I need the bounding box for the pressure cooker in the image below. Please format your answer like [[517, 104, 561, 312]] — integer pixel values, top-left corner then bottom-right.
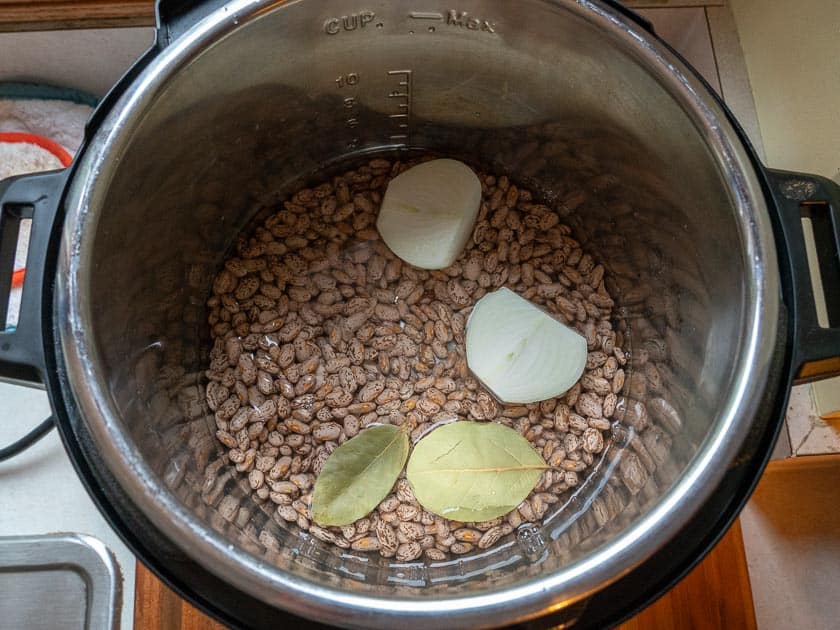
[[1, 0, 839, 627]]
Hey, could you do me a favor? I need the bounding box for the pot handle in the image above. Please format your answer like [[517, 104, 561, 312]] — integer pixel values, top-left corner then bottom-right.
[[0, 170, 67, 385], [156, 0, 230, 45], [767, 169, 840, 383]]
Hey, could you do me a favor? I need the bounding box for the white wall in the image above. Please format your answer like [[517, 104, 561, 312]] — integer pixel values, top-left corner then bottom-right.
[[730, 0, 840, 181]]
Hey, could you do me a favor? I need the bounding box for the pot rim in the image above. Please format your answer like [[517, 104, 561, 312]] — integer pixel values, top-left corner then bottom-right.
[[56, 1, 780, 627]]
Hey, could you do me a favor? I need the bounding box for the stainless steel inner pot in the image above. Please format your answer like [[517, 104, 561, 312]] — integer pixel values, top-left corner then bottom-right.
[[56, 0, 778, 627]]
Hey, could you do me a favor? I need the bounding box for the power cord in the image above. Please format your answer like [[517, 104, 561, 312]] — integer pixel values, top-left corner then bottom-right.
[[0, 417, 55, 462]]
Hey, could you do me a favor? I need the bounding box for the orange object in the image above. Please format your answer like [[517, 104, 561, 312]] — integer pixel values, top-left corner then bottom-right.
[[0, 131, 72, 167], [1, 131, 72, 289]]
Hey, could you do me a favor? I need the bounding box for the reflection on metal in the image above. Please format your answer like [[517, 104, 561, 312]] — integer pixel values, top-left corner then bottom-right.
[[56, 0, 778, 627]]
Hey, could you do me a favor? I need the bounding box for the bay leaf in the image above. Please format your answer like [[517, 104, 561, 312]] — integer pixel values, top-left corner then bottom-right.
[[406, 421, 547, 522], [311, 424, 409, 526]]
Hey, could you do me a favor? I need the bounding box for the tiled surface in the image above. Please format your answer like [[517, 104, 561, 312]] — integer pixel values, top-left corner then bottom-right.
[[785, 384, 840, 455], [741, 456, 840, 630]]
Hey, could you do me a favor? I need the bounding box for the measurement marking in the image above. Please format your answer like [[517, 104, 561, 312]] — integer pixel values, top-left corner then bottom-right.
[[387, 70, 412, 147], [409, 11, 443, 20]]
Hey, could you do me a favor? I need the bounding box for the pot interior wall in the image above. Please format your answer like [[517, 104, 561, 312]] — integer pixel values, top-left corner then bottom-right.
[[82, 0, 749, 604]]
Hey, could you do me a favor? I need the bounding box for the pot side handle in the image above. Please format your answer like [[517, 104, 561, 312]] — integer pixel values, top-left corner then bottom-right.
[[156, 0, 232, 45], [0, 170, 68, 386], [767, 169, 840, 383]]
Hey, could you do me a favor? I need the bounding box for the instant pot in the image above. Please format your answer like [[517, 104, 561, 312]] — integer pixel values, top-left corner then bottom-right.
[[1, 0, 839, 627]]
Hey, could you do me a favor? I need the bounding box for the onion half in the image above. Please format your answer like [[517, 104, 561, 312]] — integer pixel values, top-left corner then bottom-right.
[[466, 287, 587, 404], [376, 159, 481, 269]]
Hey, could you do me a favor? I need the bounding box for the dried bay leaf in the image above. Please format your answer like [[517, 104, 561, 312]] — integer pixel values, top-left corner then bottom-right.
[[406, 422, 547, 522], [311, 424, 409, 526]]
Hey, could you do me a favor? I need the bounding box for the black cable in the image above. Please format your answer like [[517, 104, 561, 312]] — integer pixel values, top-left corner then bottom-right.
[[0, 416, 55, 462]]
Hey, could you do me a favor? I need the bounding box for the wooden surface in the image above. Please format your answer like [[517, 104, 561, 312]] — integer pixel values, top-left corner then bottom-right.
[[135, 518, 756, 630], [616, 519, 756, 630], [0, 0, 154, 31]]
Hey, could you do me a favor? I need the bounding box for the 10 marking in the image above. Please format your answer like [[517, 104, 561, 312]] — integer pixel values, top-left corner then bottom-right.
[[336, 73, 361, 148]]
